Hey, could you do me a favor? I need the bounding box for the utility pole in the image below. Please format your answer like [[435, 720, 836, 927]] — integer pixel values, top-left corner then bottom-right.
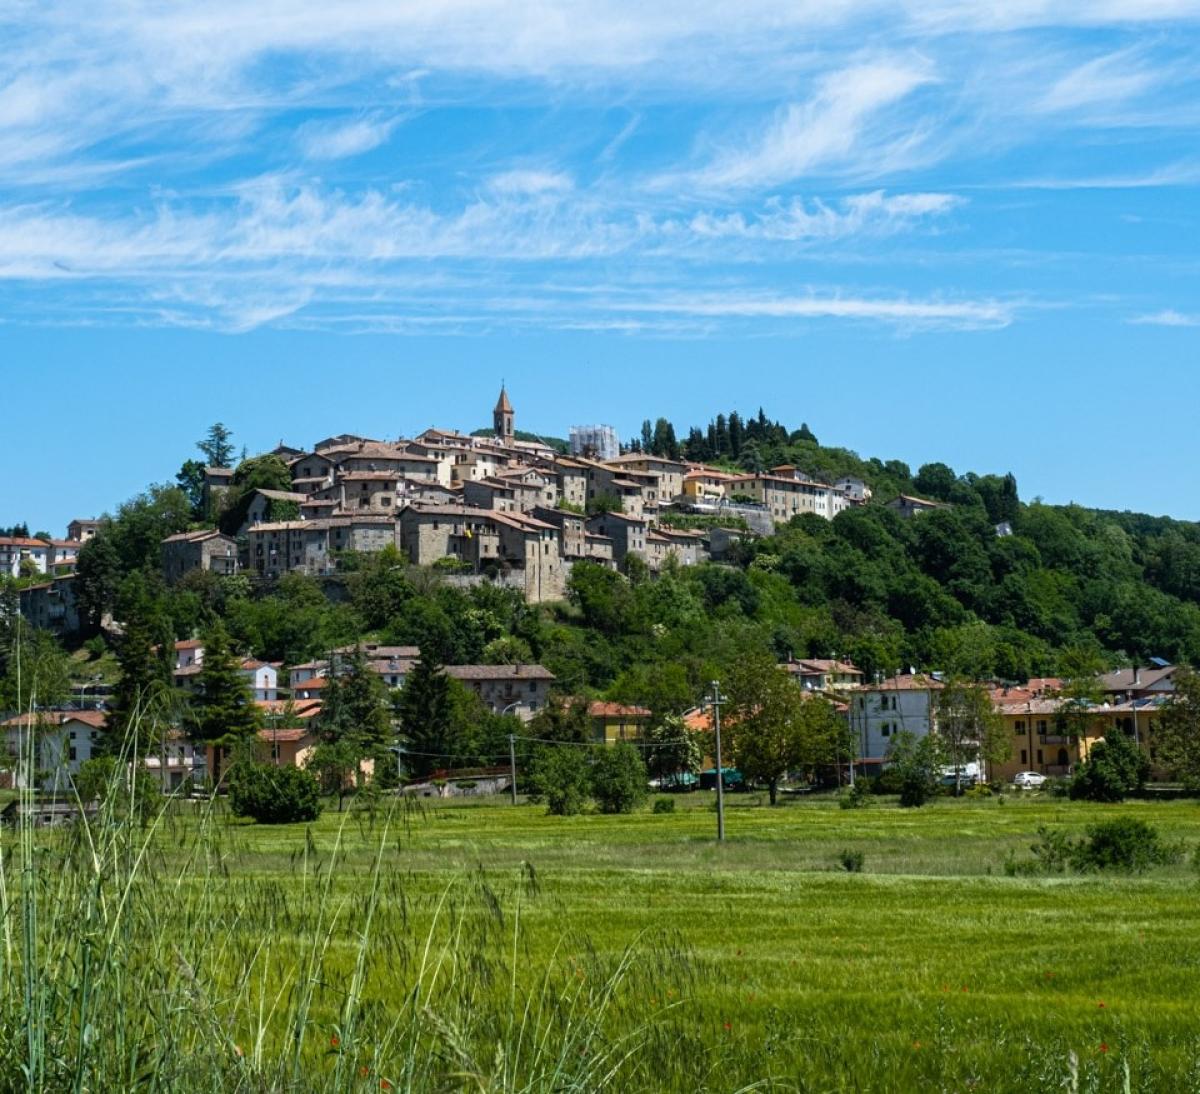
[[708, 680, 727, 842], [508, 733, 518, 804]]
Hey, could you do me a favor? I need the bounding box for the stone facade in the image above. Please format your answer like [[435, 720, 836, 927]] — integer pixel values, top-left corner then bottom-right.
[[162, 529, 238, 584]]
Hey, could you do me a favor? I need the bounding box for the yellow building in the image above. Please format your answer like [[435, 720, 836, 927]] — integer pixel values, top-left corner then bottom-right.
[[588, 701, 652, 743]]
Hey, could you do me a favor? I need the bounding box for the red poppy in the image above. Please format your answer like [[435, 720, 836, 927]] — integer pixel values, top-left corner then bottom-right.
[[330, 1036, 340, 1049], [381, 1082, 392, 1092], [1098, 1002, 1106, 1009], [723, 1022, 732, 1032], [961, 986, 969, 993], [359, 1066, 370, 1078], [1099, 1043, 1109, 1054]]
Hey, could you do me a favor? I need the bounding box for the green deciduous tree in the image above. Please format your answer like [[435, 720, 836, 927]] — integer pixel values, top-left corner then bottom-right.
[[590, 742, 647, 813], [724, 650, 809, 805], [1069, 729, 1150, 802], [935, 679, 1008, 792], [529, 746, 591, 815], [888, 729, 946, 807], [1155, 666, 1200, 788]]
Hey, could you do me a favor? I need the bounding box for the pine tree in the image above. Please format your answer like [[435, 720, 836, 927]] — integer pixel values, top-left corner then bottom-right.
[[192, 622, 258, 748], [396, 656, 455, 777], [107, 601, 174, 752], [728, 411, 743, 458], [640, 420, 653, 453], [197, 423, 235, 468], [320, 648, 391, 752]]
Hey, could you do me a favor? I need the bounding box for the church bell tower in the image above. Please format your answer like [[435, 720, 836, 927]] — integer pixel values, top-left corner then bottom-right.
[[493, 384, 514, 442]]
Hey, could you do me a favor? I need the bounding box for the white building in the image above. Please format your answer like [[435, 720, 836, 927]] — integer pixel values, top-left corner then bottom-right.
[[0, 537, 51, 577], [848, 674, 943, 762], [570, 424, 620, 461], [0, 711, 106, 789]]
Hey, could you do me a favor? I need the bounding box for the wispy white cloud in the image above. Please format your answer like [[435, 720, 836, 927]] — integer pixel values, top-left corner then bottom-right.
[[487, 169, 574, 196], [298, 114, 403, 159], [622, 290, 1013, 330], [1037, 49, 1163, 113], [1129, 308, 1200, 326], [675, 59, 936, 191]]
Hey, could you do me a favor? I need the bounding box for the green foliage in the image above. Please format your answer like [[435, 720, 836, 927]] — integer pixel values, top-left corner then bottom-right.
[[197, 422, 235, 468], [839, 780, 873, 809], [585, 492, 624, 516], [529, 746, 591, 815], [191, 621, 259, 746], [0, 624, 71, 713], [644, 714, 702, 783], [837, 849, 865, 872], [1154, 666, 1200, 789], [1008, 819, 1182, 875], [652, 797, 675, 814], [1070, 730, 1150, 802], [229, 760, 322, 824], [888, 730, 946, 808], [590, 743, 647, 814]]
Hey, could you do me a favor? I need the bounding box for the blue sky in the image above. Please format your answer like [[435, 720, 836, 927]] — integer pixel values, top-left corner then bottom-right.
[[2, 2, 1199, 534]]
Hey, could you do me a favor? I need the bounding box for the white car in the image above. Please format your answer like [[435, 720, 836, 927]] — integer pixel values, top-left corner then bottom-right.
[[1012, 770, 1048, 789]]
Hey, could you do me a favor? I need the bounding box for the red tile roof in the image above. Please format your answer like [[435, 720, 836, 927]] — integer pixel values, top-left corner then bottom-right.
[[587, 701, 651, 719]]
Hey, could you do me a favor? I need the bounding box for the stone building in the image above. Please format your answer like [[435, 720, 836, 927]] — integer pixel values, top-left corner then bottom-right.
[[161, 529, 239, 584]]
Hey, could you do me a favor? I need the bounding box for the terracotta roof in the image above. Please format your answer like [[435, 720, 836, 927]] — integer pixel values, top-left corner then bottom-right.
[[444, 664, 555, 681], [2, 710, 106, 728], [0, 537, 50, 548], [865, 673, 944, 692], [587, 701, 651, 719], [294, 677, 330, 691], [255, 727, 313, 742], [175, 639, 204, 650], [494, 386, 513, 413]]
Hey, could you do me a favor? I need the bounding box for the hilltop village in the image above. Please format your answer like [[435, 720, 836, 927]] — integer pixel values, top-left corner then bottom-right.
[[0, 388, 1191, 797]]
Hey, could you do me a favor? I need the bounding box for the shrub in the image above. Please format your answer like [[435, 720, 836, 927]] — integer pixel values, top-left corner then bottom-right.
[[652, 797, 675, 814], [838, 781, 872, 809], [1075, 817, 1182, 873], [83, 635, 107, 660], [964, 784, 992, 800], [1005, 818, 1182, 876], [591, 743, 648, 815], [228, 762, 322, 824], [529, 747, 591, 816], [1069, 732, 1150, 802], [838, 850, 865, 873], [871, 770, 903, 795]]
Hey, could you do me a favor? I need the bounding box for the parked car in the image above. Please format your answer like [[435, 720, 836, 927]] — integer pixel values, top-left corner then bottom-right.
[[1012, 770, 1048, 789]]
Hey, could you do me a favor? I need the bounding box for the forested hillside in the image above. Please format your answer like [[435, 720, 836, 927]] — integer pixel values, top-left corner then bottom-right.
[[31, 414, 1200, 723]]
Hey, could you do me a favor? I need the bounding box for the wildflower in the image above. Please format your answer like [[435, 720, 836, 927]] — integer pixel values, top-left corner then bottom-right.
[[330, 1036, 340, 1049], [1097, 1002, 1106, 1009], [912, 1041, 922, 1050], [961, 986, 969, 993], [360, 1066, 370, 1078], [381, 1082, 392, 1091], [1099, 1043, 1109, 1054], [723, 1022, 732, 1032]]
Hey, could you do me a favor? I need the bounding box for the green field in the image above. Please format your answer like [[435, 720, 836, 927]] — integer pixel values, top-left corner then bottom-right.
[[6, 791, 1200, 1091]]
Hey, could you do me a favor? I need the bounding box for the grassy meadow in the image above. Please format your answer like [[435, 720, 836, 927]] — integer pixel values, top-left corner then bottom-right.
[[4, 789, 1200, 1091]]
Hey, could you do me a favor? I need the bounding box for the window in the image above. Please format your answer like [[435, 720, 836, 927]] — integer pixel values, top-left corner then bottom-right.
[[881, 723, 891, 738], [1014, 720, 1025, 735], [1036, 720, 1047, 734], [1036, 749, 1043, 764], [68, 746, 76, 761], [1021, 749, 1027, 764]]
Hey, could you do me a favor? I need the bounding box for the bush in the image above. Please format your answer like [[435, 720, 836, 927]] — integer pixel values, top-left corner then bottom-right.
[[83, 635, 107, 660], [529, 747, 591, 816], [838, 849, 865, 873], [964, 784, 992, 800], [1070, 732, 1150, 802], [229, 762, 322, 824], [1075, 817, 1182, 873], [591, 743, 648, 815], [1005, 818, 1182, 876], [652, 797, 676, 814], [871, 770, 903, 795], [838, 781, 872, 809]]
